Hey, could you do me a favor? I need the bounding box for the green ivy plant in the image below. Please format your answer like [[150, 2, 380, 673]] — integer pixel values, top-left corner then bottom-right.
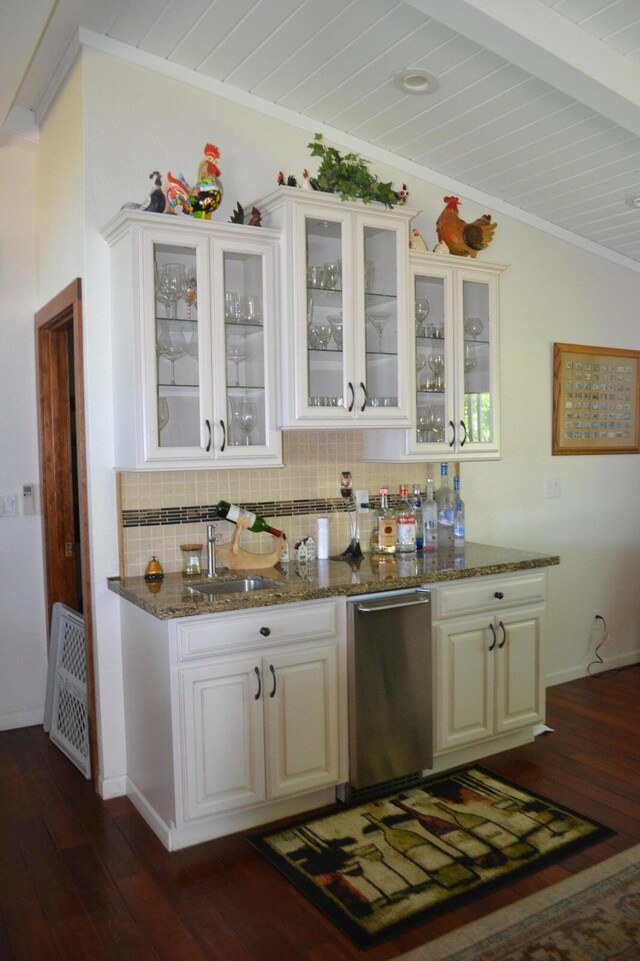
[[307, 133, 405, 208]]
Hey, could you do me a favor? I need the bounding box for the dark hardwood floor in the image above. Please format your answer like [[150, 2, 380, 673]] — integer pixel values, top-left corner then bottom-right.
[[2, 665, 639, 961]]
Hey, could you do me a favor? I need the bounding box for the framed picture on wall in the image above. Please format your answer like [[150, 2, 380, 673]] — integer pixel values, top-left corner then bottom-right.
[[553, 342, 640, 455]]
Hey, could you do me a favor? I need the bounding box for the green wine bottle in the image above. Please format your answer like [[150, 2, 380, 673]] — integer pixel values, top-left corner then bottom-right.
[[214, 500, 283, 538]]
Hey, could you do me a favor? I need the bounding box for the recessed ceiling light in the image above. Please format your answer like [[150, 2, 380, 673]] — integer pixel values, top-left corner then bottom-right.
[[625, 195, 640, 208], [397, 69, 439, 95]]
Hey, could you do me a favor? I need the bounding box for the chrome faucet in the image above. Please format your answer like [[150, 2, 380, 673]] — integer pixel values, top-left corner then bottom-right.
[[206, 524, 218, 578]]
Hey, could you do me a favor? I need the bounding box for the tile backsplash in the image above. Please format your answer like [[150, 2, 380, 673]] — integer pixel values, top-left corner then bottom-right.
[[119, 431, 451, 576]]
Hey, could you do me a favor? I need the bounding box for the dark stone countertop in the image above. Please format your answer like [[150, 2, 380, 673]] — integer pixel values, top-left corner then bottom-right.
[[108, 542, 560, 620]]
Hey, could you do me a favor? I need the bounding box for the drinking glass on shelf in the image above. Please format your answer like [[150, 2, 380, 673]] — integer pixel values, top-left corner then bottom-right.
[[185, 267, 197, 320], [227, 338, 249, 387], [428, 353, 445, 390], [240, 294, 262, 324], [157, 263, 187, 319], [432, 409, 445, 440], [416, 405, 433, 442], [156, 322, 187, 385], [464, 342, 477, 373], [237, 394, 257, 445], [328, 314, 343, 349], [225, 291, 240, 322], [415, 299, 429, 337], [464, 317, 484, 340], [313, 323, 332, 350], [158, 396, 169, 433], [366, 311, 391, 352], [416, 352, 427, 375]]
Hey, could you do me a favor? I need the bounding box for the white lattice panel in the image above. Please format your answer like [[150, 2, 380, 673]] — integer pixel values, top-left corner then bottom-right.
[[44, 603, 90, 778]]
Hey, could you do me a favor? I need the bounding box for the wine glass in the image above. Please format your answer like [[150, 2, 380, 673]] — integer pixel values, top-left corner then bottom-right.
[[237, 394, 257, 445], [328, 314, 343, 349], [158, 396, 169, 433], [428, 353, 445, 390], [185, 266, 197, 319], [415, 298, 429, 336], [313, 323, 332, 350], [464, 317, 484, 340], [416, 352, 427, 375], [464, 342, 477, 373], [157, 263, 187, 319], [227, 338, 249, 386], [156, 322, 187, 385], [367, 311, 391, 352]]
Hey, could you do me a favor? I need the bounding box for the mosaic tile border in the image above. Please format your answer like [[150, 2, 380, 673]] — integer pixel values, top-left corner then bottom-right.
[[121, 495, 398, 529]]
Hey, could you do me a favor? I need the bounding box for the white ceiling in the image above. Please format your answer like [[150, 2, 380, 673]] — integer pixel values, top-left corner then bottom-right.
[[5, 0, 640, 267]]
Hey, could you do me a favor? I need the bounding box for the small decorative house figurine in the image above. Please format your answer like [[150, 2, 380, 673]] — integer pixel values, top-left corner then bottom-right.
[[294, 536, 316, 562]]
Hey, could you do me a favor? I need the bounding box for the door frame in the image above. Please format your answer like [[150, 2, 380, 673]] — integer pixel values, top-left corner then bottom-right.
[[35, 278, 97, 783]]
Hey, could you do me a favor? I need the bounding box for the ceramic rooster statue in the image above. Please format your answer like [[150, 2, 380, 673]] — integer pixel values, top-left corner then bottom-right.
[[436, 196, 496, 258], [164, 144, 223, 219]]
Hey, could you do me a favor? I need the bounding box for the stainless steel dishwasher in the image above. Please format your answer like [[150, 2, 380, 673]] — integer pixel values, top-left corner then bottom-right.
[[338, 588, 432, 803]]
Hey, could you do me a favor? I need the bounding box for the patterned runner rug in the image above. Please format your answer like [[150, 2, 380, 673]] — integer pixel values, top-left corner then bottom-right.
[[396, 842, 640, 961], [249, 766, 613, 948]]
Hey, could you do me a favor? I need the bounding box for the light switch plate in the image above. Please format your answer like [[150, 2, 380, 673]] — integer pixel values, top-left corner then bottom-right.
[[355, 489, 369, 513], [544, 478, 561, 498], [0, 493, 17, 517]]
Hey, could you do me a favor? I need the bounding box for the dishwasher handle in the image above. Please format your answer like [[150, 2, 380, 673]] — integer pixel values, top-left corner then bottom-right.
[[356, 594, 431, 614]]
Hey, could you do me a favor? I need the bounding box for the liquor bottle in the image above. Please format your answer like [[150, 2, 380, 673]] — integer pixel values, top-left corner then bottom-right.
[[410, 484, 424, 550], [370, 488, 396, 554], [395, 484, 417, 553], [434, 463, 454, 548], [423, 478, 437, 553], [213, 500, 283, 538], [453, 475, 465, 550]]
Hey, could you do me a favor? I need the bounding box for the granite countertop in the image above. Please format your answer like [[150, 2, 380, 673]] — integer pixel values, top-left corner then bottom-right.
[[108, 542, 560, 620]]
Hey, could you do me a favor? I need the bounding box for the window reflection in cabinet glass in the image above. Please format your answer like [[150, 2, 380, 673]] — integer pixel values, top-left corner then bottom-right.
[[462, 280, 492, 445], [363, 226, 398, 406], [305, 217, 345, 406], [223, 251, 266, 448]]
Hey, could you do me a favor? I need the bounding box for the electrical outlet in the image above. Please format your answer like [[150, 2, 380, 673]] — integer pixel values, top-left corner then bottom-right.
[[593, 609, 602, 620]]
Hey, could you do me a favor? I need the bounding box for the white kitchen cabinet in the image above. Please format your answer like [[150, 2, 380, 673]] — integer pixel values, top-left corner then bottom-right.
[[364, 253, 506, 462], [101, 209, 282, 469], [180, 642, 341, 821], [256, 187, 416, 427], [120, 597, 347, 850], [432, 571, 546, 760]]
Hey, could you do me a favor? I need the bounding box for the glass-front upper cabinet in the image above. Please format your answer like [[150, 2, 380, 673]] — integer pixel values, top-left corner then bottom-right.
[[364, 253, 506, 463], [255, 188, 415, 427], [102, 210, 282, 470]]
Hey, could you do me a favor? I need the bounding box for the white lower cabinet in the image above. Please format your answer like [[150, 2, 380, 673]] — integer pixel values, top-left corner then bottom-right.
[[432, 571, 546, 765], [179, 642, 341, 822], [121, 597, 347, 850]]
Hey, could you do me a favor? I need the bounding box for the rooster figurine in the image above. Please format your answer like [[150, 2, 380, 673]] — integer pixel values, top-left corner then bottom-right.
[[436, 196, 496, 258], [189, 143, 223, 219]]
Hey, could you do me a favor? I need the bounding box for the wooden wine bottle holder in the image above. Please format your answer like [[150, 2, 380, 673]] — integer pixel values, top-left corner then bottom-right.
[[216, 514, 286, 571]]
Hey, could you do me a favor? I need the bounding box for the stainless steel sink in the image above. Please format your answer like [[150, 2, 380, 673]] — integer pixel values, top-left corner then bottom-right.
[[189, 575, 282, 596]]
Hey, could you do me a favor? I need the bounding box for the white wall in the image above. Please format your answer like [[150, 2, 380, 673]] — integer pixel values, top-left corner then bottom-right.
[[0, 133, 48, 729], [11, 46, 640, 785]]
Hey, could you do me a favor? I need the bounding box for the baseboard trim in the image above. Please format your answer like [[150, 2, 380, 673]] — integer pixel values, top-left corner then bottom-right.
[[99, 774, 128, 799], [546, 651, 640, 688], [0, 709, 44, 731]]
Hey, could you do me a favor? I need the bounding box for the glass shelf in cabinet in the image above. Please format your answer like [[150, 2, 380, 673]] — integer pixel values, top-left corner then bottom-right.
[[227, 384, 265, 394], [224, 319, 264, 332]]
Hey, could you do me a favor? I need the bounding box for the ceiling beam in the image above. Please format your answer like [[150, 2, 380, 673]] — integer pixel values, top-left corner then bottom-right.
[[405, 0, 640, 137], [0, 0, 58, 128]]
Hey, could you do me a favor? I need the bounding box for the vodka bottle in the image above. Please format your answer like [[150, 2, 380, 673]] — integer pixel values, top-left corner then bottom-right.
[[370, 488, 396, 554], [213, 500, 283, 538], [423, 478, 437, 553], [395, 484, 417, 553], [410, 483, 424, 550], [434, 463, 454, 548], [453, 475, 465, 549]]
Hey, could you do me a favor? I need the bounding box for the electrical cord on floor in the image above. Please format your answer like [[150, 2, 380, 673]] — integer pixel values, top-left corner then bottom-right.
[[587, 614, 616, 677]]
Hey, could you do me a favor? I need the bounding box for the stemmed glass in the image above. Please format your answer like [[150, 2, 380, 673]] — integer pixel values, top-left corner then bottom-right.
[[416, 352, 427, 377], [156, 322, 187, 385], [415, 298, 429, 337], [367, 311, 391, 352], [464, 342, 477, 373], [227, 338, 249, 387], [428, 353, 445, 390], [464, 317, 484, 340], [312, 323, 332, 350], [328, 314, 343, 349], [236, 394, 257, 445], [157, 263, 187, 319]]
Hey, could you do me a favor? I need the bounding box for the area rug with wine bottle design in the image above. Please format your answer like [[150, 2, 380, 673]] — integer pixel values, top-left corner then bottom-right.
[[249, 766, 613, 948]]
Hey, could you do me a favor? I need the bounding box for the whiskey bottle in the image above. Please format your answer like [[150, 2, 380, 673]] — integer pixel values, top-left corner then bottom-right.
[[370, 488, 396, 555]]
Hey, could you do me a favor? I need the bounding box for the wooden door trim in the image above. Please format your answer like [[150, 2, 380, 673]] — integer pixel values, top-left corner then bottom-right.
[[35, 279, 98, 784]]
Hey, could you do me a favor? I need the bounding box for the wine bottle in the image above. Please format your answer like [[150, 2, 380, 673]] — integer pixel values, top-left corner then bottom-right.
[[395, 484, 417, 553], [213, 500, 283, 538]]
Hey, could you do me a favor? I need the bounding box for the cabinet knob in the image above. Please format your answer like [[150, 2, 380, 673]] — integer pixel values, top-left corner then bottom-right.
[[494, 591, 504, 599], [259, 626, 271, 636]]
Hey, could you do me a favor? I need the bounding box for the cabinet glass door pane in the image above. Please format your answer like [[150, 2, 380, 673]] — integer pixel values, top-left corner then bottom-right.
[[305, 217, 345, 408], [223, 251, 266, 447], [414, 274, 447, 447], [462, 280, 492, 444], [364, 226, 398, 407], [154, 243, 201, 448]]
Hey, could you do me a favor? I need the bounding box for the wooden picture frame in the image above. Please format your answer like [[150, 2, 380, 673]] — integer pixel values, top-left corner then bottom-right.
[[553, 342, 640, 455]]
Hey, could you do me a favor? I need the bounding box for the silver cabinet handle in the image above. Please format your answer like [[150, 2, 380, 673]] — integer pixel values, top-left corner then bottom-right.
[[357, 595, 431, 613]]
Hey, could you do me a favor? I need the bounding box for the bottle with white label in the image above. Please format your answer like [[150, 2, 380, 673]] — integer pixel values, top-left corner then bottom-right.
[[434, 463, 454, 548], [395, 484, 417, 553], [370, 488, 396, 555], [423, 478, 437, 553]]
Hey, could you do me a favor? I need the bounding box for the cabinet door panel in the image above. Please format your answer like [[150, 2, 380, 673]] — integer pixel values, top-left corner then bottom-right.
[[180, 659, 265, 820], [265, 645, 340, 798], [435, 618, 493, 752], [495, 607, 544, 734]]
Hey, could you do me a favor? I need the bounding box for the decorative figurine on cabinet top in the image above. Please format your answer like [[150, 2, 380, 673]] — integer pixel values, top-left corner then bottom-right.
[[163, 143, 223, 220], [121, 171, 167, 214], [436, 195, 497, 258]]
